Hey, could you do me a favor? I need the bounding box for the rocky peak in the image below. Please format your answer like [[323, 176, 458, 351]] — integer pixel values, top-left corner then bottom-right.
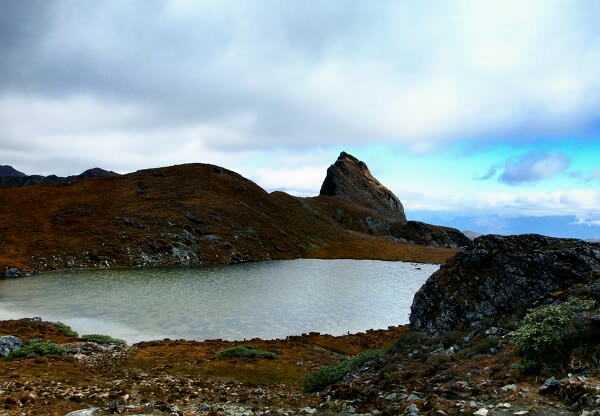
[[0, 165, 25, 177], [320, 152, 406, 220], [410, 233, 600, 336]]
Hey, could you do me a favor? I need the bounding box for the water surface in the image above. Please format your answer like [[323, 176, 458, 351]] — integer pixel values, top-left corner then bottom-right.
[[0, 259, 438, 343]]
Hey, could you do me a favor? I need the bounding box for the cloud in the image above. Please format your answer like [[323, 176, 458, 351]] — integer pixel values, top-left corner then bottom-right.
[[1, 0, 600, 162], [477, 166, 498, 180], [498, 151, 571, 185]]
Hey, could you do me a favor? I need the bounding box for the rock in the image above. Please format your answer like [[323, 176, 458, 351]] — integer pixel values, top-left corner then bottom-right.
[[403, 403, 420, 416], [473, 409, 488, 416], [539, 376, 560, 394], [64, 409, 100, 416], [0, 335, 24, 357], [2, 267, 21, 277], [320, 151, 406, 220], [410, 234, 600, 336], [392, 221, 471, 249]]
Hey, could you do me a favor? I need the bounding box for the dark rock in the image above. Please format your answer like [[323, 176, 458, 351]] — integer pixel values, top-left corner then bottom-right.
[[539, 376, 560, 394], [410, 234, 600, 336], [0, 335, 24, 357], [2, 267, 21, 277], [320, 152, 406, 220], [392, 220, 471, 249]]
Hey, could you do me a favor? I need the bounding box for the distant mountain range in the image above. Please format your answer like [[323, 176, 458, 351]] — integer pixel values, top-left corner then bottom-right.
[[0, 166, 119, 187]]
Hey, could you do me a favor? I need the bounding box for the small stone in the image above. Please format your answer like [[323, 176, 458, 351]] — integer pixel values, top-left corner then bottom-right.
[[473, 409, 488, 416], [385, 392, 397, 400], [539, 376, 560, 394], [496, 403, 511, 408], [513, 411, 529, 415], [501, 384, 518, 392]]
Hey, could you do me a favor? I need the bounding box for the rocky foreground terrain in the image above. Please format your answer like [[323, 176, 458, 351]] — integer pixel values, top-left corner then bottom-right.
[[2, 234, 600, 416]]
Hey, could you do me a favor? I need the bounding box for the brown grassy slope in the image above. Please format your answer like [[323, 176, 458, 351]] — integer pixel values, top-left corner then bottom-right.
[[0, 164, 456, 273]]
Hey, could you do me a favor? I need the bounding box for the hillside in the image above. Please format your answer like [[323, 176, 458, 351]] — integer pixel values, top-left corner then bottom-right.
[[0, 153, 467, 274]]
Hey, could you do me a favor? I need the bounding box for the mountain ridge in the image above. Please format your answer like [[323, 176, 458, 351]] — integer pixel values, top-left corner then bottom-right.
[[0, 167, 119, 187], [0, 152, 468, 274]]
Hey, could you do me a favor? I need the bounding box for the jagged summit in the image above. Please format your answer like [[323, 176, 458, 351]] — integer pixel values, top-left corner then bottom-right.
[[320, 152, 406, 220]]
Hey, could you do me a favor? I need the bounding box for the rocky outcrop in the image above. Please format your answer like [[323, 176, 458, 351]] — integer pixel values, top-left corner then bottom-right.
[[316, 152, 469, 249], [0, 335, 24, 357], [0, 167, 119, 187], [410, 234, 600, 336], [392, 220, 471, 249], [320, 152, 406, 220], [2, 267, 21, 277]]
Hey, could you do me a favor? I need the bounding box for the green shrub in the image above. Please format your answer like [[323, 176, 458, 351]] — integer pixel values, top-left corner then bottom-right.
[[512, 297, 595, 372], [5, 341, 67, 361], [53, 321, 79, 338], [80, 334, 126, 346], [302, 349, 383, 393], [218, 345, 276, 359]]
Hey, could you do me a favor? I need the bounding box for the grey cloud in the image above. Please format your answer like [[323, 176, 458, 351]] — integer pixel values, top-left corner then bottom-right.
[[499, 151, 571, 186], [2, 0, 600, 170]]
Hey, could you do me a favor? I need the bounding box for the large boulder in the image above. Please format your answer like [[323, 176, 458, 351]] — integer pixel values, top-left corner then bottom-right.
[[0, 335, 24, 357], [320, 152, 406, 220], [410, 234, 600, 336]]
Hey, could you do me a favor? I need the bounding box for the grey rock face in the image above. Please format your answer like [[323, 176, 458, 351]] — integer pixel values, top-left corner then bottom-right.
[[0, 335, 24, 357], [320, 152, 406, 220], [410, 234, 600, 336]]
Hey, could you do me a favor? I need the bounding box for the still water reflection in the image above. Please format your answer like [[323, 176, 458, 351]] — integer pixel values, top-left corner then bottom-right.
[[0, 259, 438, 343]]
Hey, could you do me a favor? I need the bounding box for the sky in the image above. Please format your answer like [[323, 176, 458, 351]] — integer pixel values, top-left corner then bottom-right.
[[1, 1, 600, 239]]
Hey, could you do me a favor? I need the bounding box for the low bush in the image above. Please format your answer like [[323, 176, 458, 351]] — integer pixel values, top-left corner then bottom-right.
[[302, 349, 383, 393], [470, 336, 500, 356], [513, 297, 596, 372], [53, 321, 79, 338], [388, 331, 433, 354], [80, 334, 126, 346], [218, 345, 276, 359], [420, 353, 452, 377], [5, 341, 66, 361]]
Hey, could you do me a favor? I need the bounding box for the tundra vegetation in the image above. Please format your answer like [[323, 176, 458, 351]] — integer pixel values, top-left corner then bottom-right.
[[512, 296, 597, 373]]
